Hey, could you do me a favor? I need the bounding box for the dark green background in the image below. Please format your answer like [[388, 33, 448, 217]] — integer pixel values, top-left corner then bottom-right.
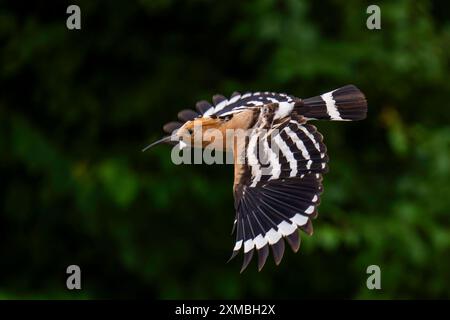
[[0, 0, 449, 299]]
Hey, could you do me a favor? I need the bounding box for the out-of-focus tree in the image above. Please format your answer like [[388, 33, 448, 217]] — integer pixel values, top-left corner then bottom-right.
[[0, 0, 449, 299]]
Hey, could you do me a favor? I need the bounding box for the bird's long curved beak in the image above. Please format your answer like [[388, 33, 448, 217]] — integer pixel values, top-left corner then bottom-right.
[[141, 135, 175, 152]]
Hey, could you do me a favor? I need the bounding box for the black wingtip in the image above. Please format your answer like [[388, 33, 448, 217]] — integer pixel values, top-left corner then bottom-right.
[[227, 250, 239, 263], [310, 208, 319, 219], [300, 219, 314, 236], [286, 231, 301, 253], [257, 245, 269, 271], [271, 239, 285, 266], [240, 249, 254, 273]]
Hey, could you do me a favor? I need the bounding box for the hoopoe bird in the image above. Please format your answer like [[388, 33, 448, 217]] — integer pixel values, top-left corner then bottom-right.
[[144, 85, 367, 272]]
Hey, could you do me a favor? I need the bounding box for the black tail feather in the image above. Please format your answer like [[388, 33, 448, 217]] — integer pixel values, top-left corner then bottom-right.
[[297, 85, 367, 121]]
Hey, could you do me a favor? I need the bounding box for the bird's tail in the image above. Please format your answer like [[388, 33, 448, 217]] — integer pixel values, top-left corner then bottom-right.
[[296, 85, 367, 121]]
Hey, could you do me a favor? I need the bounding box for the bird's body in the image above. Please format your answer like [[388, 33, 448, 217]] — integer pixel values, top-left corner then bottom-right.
[[149, 85, 367, 272]]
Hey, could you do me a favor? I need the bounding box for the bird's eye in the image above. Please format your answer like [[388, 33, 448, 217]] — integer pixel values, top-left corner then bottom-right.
[[187, 128, 193, 134]]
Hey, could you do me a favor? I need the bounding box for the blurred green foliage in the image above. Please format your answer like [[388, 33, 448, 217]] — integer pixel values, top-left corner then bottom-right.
[[0, 0, 449, 299]]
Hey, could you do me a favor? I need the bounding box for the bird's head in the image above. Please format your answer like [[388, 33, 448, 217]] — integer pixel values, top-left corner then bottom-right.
[[175, 115, 234, 149], [142, 92, 258, 152]]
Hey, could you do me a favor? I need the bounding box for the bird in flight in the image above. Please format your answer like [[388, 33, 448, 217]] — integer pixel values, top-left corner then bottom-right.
[[144, 85, 367, 272]]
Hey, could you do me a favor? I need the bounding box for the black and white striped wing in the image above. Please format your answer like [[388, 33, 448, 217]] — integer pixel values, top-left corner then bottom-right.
[[230, 117, 328, 272]]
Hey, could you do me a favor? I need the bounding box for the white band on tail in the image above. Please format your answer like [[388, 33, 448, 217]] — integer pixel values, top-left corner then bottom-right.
[[321, 91, 343, 120]]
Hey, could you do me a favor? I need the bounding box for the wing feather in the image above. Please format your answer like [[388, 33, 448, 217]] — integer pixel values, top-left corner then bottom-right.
[[230, 114, 327, 271]]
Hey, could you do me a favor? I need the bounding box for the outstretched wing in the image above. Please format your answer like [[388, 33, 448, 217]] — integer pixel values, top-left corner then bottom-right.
[[230, 114, 328, 272]]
